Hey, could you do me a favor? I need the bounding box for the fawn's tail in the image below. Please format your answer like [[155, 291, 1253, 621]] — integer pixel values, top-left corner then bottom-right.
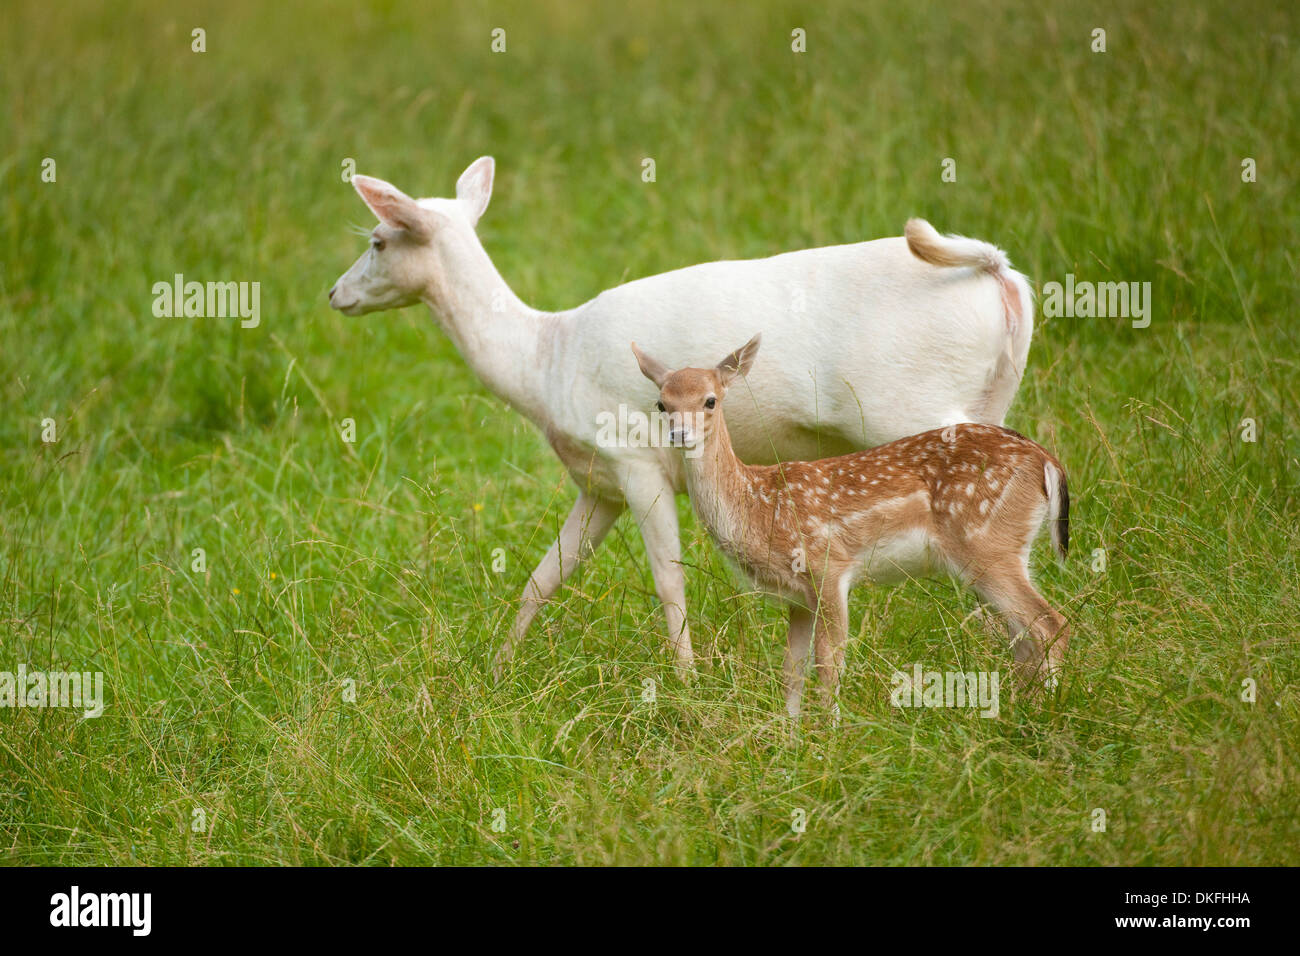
[[1042, 460, 1070, 563]]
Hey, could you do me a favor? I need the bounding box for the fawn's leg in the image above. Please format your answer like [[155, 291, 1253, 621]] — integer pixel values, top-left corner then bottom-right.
[[962, 603, 1009, 643], [624, 470, 694, 672], [784, 604, 815, 718], [493, 491, 623, 680], [812, 580, 851, 713], [974, 561, 1069, 688]]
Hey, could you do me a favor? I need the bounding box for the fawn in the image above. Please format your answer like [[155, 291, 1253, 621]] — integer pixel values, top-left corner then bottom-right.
[[631, 334, 1071, 717]]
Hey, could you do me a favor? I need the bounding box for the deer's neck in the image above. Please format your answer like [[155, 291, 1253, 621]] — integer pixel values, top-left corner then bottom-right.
[[420, 228, 554, 424]]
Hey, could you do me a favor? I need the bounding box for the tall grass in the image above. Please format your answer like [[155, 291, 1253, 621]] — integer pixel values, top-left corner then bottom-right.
[[1, 0, 1296, 864]]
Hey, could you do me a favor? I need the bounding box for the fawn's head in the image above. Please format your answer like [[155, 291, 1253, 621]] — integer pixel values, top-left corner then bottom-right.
[[630, 334, 761, 449], [329, 157, 495, 315]]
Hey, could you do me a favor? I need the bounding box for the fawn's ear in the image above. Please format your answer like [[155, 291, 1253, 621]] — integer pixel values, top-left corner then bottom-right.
[[631, 342, 671, 388], [455, 156, 495, 227], [717, 333, 762, 386], [352, 175, 430, 239]]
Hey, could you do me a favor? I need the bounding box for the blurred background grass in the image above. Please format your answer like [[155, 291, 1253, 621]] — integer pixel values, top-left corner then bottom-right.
[[1, 0, 1297, 864]]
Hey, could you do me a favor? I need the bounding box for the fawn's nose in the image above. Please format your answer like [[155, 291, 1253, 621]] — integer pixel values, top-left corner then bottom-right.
[[328, 285, 337, 302]]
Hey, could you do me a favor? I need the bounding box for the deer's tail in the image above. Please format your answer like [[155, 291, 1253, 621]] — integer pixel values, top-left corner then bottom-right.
[[905, 218, 1034, 425]]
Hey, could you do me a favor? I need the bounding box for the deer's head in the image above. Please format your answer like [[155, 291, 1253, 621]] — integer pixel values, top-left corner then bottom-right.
[[328, 157, 495, 315]]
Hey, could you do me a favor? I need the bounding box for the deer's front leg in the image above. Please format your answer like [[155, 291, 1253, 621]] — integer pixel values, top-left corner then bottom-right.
[[493, 491, 623, 680], [784, 604, 815, 719], [624, 469, 694, 672]]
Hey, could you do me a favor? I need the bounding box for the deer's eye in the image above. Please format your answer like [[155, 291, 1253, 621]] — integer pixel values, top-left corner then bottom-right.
[[704, 397, 716, 409], [656, 401, 666, 413], [371, 238, 385, 252]]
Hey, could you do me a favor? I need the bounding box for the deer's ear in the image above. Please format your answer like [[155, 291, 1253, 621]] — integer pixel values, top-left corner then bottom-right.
[[456, 156, 495, 227], [352, 175, 429, 239], [631, 342, 671, 388], [717, 333, 762, 386]]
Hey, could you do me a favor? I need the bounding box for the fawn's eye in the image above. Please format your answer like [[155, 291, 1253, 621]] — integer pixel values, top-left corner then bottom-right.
[[656, 401, 665, 413], [371, 238, 385, 252], [704, 397, 716, 409]]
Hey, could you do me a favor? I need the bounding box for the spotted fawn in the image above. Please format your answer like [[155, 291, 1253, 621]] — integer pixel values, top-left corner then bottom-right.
[[632, 334, 1071, 717]]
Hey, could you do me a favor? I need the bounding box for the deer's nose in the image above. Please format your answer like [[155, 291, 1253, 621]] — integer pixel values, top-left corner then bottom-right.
[[328, 285, 337, 302]]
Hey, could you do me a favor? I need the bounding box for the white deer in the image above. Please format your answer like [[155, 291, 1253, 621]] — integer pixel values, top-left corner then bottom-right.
[[329, 157, 1034, 677]]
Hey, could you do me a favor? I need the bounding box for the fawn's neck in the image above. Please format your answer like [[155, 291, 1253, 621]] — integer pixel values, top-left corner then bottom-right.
[[683, 409, 752, 538]]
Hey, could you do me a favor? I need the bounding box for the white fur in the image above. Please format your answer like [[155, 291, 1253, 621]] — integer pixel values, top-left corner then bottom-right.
[[330, 157, 1034, 672], [856, 525, 934, 585]]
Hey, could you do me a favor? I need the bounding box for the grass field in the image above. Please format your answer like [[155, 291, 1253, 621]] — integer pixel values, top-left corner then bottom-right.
[[2, 0, 1298, 865]]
